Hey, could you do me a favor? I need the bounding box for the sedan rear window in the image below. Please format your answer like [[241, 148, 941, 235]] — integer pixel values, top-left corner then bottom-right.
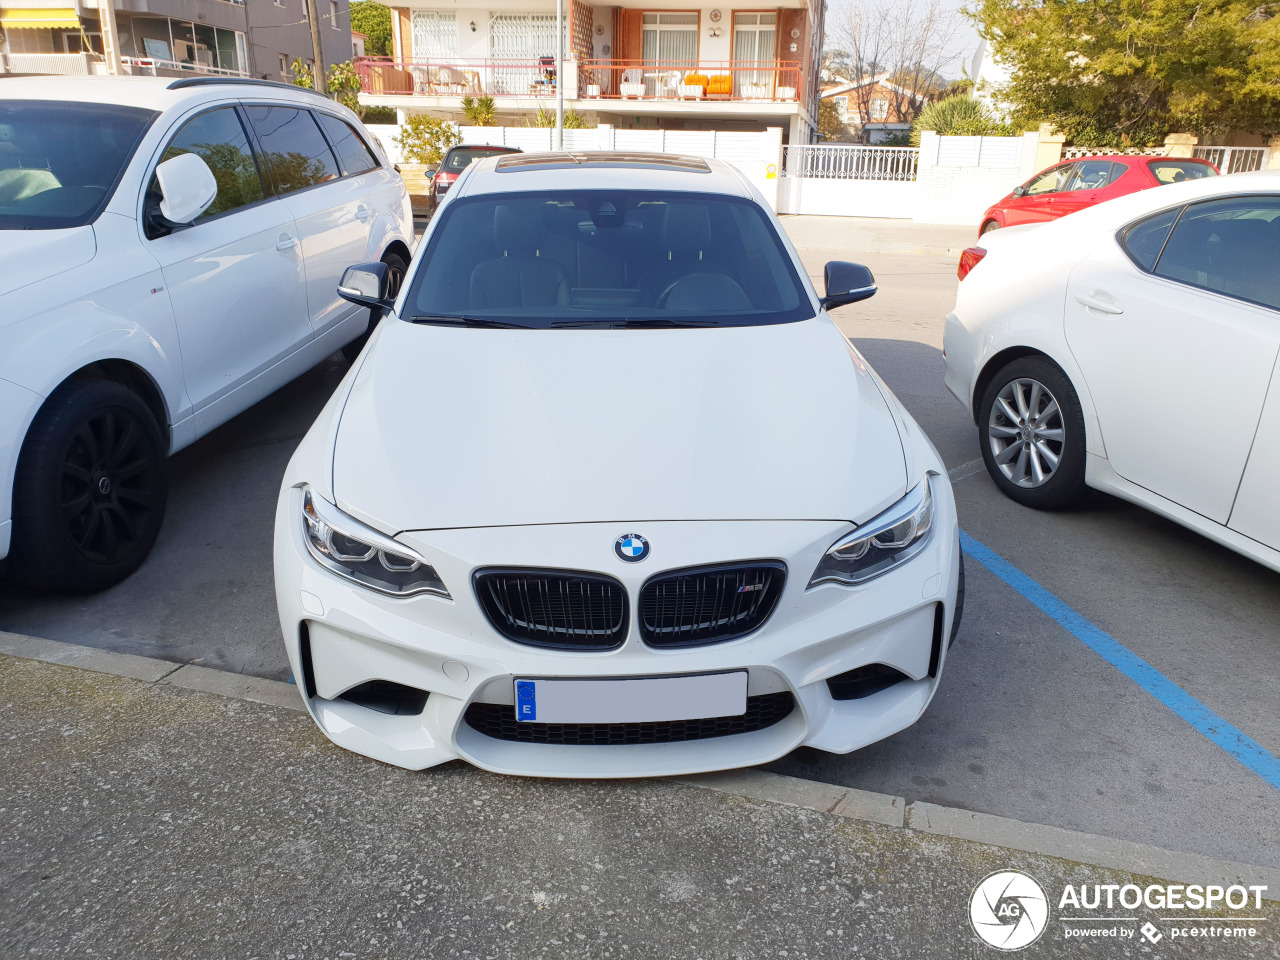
[[0, 100, 157, 230], [1148, 161, 1217, 184], [403, 190, 812, 327], [443, 147, 517, 172]]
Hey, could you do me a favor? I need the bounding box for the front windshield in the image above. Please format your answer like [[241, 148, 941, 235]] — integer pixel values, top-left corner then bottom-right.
[[444, 147, 515, 172], [403, 190, 813, 327], [0, 101, 157, 230]]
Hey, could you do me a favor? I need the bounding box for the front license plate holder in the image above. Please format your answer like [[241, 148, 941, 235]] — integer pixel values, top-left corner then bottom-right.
[[513, 672, 748, 724]]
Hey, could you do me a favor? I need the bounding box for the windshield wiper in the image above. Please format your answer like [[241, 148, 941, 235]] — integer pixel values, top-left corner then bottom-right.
[[550, 318, 719, 329], [409, 315, 528, 328]]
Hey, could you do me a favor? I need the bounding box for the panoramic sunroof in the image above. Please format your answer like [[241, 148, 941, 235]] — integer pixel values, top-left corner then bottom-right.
[[494, 152, 711, 173]]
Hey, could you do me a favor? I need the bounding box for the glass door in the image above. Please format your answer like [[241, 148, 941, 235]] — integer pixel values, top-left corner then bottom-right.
[[641, 12, 698, 96], [732, 12, 776, 97], [489, 11, 559, 95]]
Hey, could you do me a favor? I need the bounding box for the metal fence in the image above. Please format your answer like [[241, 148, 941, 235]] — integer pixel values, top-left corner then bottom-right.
[[1193, 146, 1271, 174], [782, 144, 919, 181]]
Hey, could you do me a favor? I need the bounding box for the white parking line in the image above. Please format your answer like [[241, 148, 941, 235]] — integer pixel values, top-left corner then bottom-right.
[[947, 458, 986, 483]]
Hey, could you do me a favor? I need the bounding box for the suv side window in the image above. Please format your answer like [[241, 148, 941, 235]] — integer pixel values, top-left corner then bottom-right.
[[153, 107, 264, 221], [1152, 196, 1280, 310], [242, 105, 340, 195], [314, 112, 379, 176], [1023, 163, 1074, 196]]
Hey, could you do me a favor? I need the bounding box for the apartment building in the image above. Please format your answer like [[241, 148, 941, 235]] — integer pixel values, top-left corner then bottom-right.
[[355, 0, 822, 143], [0, 0, 349, 83]]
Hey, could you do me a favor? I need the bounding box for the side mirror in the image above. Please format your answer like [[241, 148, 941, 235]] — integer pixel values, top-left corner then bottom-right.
[[154, 153, 217, 225], [821, 261, 877, 310], [338, 261, 393, 311], [1012, 185, 1027, 198]]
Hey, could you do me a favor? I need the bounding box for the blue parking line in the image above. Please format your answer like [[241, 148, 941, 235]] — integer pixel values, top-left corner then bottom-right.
[[959, 530, 1280, 792]]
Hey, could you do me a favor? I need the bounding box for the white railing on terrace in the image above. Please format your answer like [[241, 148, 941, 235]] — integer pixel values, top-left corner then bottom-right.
[[121, 56, 248, 78], [783, 144, 919, 181], [3, 52, 101, 75], [1193, 145, 1270, 174]]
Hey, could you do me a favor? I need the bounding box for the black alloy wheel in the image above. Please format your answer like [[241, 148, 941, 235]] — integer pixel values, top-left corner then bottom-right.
[[10, 380, 167, 592]]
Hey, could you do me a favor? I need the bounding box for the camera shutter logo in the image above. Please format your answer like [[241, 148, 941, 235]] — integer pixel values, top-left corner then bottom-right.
[[969, 870, 1049, 951]]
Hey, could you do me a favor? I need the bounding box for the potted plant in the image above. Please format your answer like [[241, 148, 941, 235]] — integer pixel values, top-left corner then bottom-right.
[[392, 114, 460, 214]]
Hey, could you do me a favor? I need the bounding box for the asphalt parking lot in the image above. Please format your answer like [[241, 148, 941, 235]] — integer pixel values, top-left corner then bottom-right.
[[1, 215, 1277, 879]]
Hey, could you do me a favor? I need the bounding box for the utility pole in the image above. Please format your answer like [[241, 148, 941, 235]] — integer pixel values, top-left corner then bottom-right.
[[555, 0, 564, 150], [98, 0, 122, 76], [305, 0, 325, 92]]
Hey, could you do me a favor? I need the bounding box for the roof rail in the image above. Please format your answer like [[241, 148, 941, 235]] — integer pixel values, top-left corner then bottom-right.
[[166, 76, 333, 100]]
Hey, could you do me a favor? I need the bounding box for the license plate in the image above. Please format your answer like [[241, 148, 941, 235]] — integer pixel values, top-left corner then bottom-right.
[[513, 672, 748, 724]]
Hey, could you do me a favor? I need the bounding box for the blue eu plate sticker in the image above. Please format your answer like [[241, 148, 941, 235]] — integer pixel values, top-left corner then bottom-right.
[[515, 680, 537, 722]]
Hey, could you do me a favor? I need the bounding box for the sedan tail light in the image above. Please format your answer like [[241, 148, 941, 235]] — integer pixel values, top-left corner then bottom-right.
[[957, 246, 987, 281]]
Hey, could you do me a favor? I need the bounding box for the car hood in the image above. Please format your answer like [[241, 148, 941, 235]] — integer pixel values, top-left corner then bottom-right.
[[0, 226, 96, 300], [332, 316, 907, 530]]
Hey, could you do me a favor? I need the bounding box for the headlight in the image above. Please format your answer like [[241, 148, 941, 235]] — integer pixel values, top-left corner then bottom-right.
[[301, 486, 450, 599], [808, 477, 935, 588]]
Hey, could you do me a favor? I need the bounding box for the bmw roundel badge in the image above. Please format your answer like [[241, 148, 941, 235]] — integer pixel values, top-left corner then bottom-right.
[[614, 533, 649, 563]]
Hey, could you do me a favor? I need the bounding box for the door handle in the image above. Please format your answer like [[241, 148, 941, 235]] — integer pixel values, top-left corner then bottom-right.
[[355, 204, 372, 222], [1074, 291, 1124, 315], [275, 235, 298, 252]]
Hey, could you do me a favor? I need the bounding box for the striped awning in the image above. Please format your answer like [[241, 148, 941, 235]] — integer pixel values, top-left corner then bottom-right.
[[0, 7, 81, 28]]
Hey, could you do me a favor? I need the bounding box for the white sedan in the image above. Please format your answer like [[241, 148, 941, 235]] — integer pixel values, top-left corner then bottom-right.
[[945, 170, 1280, 571], [274, 153, 962, 776]]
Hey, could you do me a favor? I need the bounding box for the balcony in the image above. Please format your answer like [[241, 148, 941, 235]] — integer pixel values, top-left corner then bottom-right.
[[120, 56, 249, 79], [354, 56, 800, 104], [2, 52, 102, 75]]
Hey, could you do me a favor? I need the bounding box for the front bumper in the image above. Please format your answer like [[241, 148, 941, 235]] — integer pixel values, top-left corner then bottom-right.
[[273, 483, 962, 777]]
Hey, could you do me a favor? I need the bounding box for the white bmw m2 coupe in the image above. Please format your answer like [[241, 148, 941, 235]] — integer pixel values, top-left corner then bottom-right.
[[273, 152, 962, 776]]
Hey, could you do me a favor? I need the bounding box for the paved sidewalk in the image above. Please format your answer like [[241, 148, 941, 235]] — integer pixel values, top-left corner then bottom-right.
[[778, 216, 976, 258], [2, 649, 1277, 959]]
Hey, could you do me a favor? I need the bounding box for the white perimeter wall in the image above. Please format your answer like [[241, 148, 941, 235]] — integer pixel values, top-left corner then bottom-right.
[[776, 131, 1043, 227], [370, 124, 786, 209]]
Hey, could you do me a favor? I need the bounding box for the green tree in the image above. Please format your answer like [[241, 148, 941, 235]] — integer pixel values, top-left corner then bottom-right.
[[290, 57, 314, 89], [817, 98, 847, 141], [969, 0, 1280, 143], [393, 113, 460, 164], [349, 0, 393, 56], [461, 95, 497, 126], [910, 95, 1012, 144], [526, 106, 593, 129], [327, 60, 362, 115]]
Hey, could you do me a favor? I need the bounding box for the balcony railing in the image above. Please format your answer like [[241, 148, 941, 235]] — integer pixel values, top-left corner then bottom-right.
[[356, 57, 560, 97], [121, 56, 248, 78], [578, 60, 799, 101], [2, 52, 102, 76], [354, 56, 800, 103]]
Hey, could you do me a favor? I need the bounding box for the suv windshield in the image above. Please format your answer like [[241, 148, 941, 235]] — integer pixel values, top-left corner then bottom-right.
[[0, 101, 157, 230], [403, 190, 813, 328], [443, 147, 517, 172]]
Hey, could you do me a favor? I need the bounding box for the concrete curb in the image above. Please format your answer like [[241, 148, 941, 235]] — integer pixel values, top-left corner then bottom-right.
[[2, 629, 1277, 897]]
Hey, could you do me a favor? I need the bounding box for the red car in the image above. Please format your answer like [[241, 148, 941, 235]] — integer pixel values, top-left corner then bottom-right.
[[978, 155, 1218, 235], [427, 144, 522, 214]]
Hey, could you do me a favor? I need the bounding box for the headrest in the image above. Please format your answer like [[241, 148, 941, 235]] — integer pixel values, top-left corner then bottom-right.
[[663, 203, 711, 257], [494, 204, 541, 257]]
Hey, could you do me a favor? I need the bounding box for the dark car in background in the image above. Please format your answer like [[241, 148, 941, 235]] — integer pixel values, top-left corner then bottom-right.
[[978, 155, 1218, 235], [428, 144, 521, 213]]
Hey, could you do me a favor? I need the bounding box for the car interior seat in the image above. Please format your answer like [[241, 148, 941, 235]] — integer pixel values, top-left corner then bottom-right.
[[469, 204, 570, 309]]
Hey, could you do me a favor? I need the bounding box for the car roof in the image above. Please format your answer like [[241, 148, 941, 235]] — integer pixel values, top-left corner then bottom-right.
[[449, 144, 522, 153], [0, 75, 339, 114], [457, 151, 750, 198]]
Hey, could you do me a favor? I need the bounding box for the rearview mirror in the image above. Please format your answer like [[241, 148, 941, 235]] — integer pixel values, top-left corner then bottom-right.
[[821, 261, 877, 310], [338, 261, 393, 311], [154, 153, 217, 225]]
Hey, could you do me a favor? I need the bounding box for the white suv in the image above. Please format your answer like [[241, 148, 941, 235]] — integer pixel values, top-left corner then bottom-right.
[[0, 76, 414, 592]]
